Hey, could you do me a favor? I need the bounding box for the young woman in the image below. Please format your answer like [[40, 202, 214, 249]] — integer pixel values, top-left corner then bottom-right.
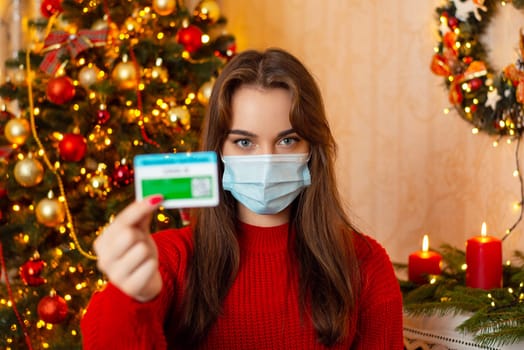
[[81, 48, 403, 349]]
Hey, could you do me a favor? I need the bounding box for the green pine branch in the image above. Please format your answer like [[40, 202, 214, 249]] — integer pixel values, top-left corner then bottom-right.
[[398, 245, 524, 347]]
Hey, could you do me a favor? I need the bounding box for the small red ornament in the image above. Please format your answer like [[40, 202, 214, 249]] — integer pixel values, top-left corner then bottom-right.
[[469, 78, 483, 91], [38, 292, 68, 324], [20, 258, 46, 286], [176, 25, 203, 53], [112, 163, 134, 187], [96, 105, 110, 124], [447, 17, 459, 30], [46, 76, 75, 104], [40, 0, 63, 18], [0, 184, 6, 198], [59, 133, 87, 162], [462, 56, 473, 65]]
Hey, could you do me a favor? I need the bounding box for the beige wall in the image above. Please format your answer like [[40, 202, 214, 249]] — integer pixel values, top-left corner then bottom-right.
[[220, 0, 524, 263]]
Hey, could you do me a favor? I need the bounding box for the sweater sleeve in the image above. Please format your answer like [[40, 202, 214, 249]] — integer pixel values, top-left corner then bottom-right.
[[80, 227, 191, 349], [351, 234, 404, 350]]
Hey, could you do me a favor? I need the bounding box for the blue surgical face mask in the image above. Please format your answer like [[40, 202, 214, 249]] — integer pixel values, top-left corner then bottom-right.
[[222, 153, 311, 215]]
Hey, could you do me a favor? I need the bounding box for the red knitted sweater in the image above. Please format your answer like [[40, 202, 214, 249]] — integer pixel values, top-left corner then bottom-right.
[[81, 222, 403, 349]]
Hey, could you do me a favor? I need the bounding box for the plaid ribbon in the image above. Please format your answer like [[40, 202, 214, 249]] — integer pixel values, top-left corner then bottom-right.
[[39, 28, 109, 75]]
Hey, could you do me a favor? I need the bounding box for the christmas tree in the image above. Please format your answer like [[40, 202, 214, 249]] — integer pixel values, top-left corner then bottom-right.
[[0, 0, 235, 348]]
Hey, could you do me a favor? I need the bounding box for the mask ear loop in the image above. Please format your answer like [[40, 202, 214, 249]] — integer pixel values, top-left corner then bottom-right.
[[305, 151, 312, 162]]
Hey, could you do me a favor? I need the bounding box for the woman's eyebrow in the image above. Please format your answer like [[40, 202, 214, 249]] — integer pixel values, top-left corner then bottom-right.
[[228, 129, 257, 137], [276, 128, 297, 138], [227, 128, 296, 138]]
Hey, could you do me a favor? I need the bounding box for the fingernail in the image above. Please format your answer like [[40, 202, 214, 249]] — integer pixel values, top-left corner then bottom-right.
[[147, 194, 163, 206]]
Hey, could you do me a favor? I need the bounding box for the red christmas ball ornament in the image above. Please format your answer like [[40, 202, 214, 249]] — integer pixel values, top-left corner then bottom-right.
[[462, 56, 473, 65], [97, 109, 110, 124], [40, 0, 63, 18], [0, 184, 6, 198], [96, 104, 110, 124], [469, 78, 483, 91], [59, 133, 87, 162], [38, 292, 68, 324], [20, 258, 46, 286], [112, 163, 134, 187], [46, 76, 75, 105], [176, 25, 203, 53], [447, 17, 459, 30]]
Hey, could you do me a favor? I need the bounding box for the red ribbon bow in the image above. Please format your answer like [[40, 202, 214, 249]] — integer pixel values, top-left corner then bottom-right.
[[39, 28, 109, 75]]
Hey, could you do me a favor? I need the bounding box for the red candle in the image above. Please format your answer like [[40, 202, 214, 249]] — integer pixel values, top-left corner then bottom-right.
[[466, 222, 502, 290], [408, 235, 442, 285]]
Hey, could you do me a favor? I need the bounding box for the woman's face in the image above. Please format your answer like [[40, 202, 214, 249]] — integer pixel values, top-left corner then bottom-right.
[[221, 85, 310, 156]]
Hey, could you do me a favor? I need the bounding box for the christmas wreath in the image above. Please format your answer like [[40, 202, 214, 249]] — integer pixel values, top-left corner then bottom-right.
[[431, 0, 524, 136]]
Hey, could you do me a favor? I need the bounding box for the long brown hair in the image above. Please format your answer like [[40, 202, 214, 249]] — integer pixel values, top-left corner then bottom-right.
[[177, 48, 361, 347]]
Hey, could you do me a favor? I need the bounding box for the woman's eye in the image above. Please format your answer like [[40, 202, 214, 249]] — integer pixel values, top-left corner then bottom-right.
[[234, 139, 253, 148], [279, 137, 300, 146]]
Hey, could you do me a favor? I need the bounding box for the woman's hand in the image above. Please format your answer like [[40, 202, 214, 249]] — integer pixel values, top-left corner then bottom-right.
[[94, 194, 164, 302]]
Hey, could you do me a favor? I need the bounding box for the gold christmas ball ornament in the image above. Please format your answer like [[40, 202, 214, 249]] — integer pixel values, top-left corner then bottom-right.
[[14, 157, 45, 187], [194, 0, 221, 23], [5, 118, 30, 145], [78, 64, 101, 88], [85, 172, 110, 198], [112, 58, 138, 90], [167, 105, 191, 128], [197, 80, 214, 105], [36, 197, 65, 227], [152, 0, 176, 16]]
